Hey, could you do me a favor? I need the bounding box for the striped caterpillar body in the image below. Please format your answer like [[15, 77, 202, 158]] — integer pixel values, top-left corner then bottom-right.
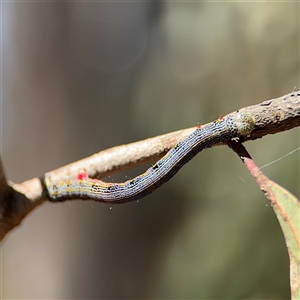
[[45, 112, 255, 204]]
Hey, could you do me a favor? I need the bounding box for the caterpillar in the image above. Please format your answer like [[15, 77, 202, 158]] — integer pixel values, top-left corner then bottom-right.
[[45, 112, 255, 204]]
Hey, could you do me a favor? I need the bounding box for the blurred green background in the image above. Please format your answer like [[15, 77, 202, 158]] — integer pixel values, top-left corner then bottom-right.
[[2, 2, 299, 299]]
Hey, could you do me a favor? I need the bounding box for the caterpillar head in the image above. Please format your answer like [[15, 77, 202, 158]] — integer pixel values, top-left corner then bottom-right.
[[234, 112, 256, 136]]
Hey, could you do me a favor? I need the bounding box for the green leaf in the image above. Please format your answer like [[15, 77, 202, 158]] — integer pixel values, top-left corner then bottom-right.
[[263, 179, 300, 299]]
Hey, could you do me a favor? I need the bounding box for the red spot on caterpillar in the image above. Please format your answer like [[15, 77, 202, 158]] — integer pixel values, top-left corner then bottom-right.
[[218, 115, 223, 121], [77, 172, 87, 180], [196, 124, 201, 129]]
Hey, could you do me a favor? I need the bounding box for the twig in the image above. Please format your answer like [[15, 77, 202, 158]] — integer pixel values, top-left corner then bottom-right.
[[45, 91, 300, 183], [1, 91, 300, 241]]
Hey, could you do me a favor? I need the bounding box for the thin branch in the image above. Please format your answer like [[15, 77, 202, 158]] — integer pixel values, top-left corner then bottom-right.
[[1, 91, 299, 241], [45, 91, 300, 183], [45, 127, 196, 183]]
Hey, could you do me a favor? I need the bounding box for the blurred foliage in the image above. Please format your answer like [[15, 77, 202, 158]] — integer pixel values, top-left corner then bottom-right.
[[2, 2, 298, 299]]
